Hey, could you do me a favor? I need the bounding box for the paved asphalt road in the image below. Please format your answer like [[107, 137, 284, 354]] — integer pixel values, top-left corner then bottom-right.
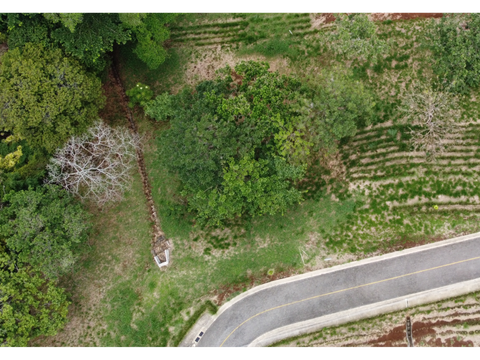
[[198, 236, 480, 347]]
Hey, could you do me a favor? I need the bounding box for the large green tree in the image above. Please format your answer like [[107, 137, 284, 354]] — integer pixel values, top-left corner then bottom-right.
[[0, 13, 177, 71], [154, 61, 308, 225], [0, 185, 91, 280], [0, 43, 104, 152], [149, 61, 373, 225], [0, 252, 69, 347]]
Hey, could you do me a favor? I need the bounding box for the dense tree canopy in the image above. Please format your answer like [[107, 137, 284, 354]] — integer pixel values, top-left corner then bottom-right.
[[150, 61, 373, 225], [0, 252, 69, 347], [0, 43, 105, 152], [0, 185, 91, 280], [427, 13, 480, 94], [0, 13, 177, 71], [155, 61, 307, 225]]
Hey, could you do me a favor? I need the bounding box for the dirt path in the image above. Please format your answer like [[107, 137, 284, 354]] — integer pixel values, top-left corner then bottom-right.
[[110, 53, 168, 264]]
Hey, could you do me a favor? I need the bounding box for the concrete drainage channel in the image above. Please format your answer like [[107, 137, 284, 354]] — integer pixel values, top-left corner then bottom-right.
[[406, 316, 414, 347], [110, 52, 171, 269]]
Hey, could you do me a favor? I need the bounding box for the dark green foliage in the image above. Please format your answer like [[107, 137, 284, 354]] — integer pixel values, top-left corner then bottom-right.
[[427, 13, 480, 94], [0, 185, 91, 280], [0, 138, 47, 193], [128, 11, 178, 69], [157, 61, 308, 225], [0, 253, 69, 347], [0, 43, 105, 153], [51, 13, 130, 71], [2, 14, 52, 49], [0, 13, 177, 71]]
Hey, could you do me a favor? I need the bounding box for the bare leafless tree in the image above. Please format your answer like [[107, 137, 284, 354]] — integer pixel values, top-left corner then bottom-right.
[[47, 120, 140, 206], [400, 83, 461, 161]]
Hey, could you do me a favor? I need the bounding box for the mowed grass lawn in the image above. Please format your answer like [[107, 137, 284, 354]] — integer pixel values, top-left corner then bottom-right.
[[35, 14, 480, 347]]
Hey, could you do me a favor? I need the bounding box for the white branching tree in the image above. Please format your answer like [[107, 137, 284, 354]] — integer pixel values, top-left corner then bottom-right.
[[47, 120, 140, 206], [400, 83, 461, 161]]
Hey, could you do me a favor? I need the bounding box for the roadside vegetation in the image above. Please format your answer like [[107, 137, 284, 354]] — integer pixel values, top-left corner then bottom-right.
[[2, 12, 480, 347], [273, 290, 480, 347]]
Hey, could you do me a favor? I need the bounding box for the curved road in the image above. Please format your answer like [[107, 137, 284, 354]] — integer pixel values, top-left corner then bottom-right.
[[197, 233, 480, 347]]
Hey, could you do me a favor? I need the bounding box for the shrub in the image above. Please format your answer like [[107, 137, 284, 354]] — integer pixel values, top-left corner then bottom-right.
[[426, 13, 480, 94], [126, 82, 154, 108], [328, 13, 389, 64]]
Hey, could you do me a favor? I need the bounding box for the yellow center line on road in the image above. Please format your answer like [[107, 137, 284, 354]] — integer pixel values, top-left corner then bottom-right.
[[219, 255, 480, 347]]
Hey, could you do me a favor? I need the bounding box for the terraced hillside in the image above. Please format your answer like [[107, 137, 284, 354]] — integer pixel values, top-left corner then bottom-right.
[[319, 107, 480, 256], [169, 13, 316, 48]]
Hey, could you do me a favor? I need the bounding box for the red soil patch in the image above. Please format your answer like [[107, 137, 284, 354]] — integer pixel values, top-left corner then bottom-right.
[[427, 336, 473, 347], [370, 13, 443, 21], [378, 232, 473, 256], [367, 317, 480, 347], [320, 13, 442, 24], [214, 268, 298, 305], [368, 324, 406, 347], [98, 71, 125, 125], [231, 70, 244, 86]]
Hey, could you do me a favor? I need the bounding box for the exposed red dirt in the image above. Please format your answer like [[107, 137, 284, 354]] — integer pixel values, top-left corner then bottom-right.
[[370, 13, 443, 21], [427, 336, 473, 347], [98, 72, 124, 125], [367, 317, 480, 347], [368, 324, 406, 347], [214, 268, 299, 305], [320, 13, 443, 24], [231, 70, 244, 86]]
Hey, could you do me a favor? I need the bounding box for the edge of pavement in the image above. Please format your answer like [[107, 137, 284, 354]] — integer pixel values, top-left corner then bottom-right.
[[248, 277, 480, 347], [180, 231, 480, 347]]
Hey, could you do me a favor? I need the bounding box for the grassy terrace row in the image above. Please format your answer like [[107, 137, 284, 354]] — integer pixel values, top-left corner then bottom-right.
[[350, 165, 480, 182], [349, 153, 480, 169], [170, 26, 247, 39], [171, 24, 315, 44], [170, 28, 245, 39], [172, 33, 239, 43], [171, 31, 321, 48], [170, 20, 249, 32], [360, 179, 480, 203], [351, 124, 480, 144], [170, 14, 311, 36]]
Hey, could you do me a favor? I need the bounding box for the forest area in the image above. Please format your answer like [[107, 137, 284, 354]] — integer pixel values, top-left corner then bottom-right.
[[2, 12, 480, 347]]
